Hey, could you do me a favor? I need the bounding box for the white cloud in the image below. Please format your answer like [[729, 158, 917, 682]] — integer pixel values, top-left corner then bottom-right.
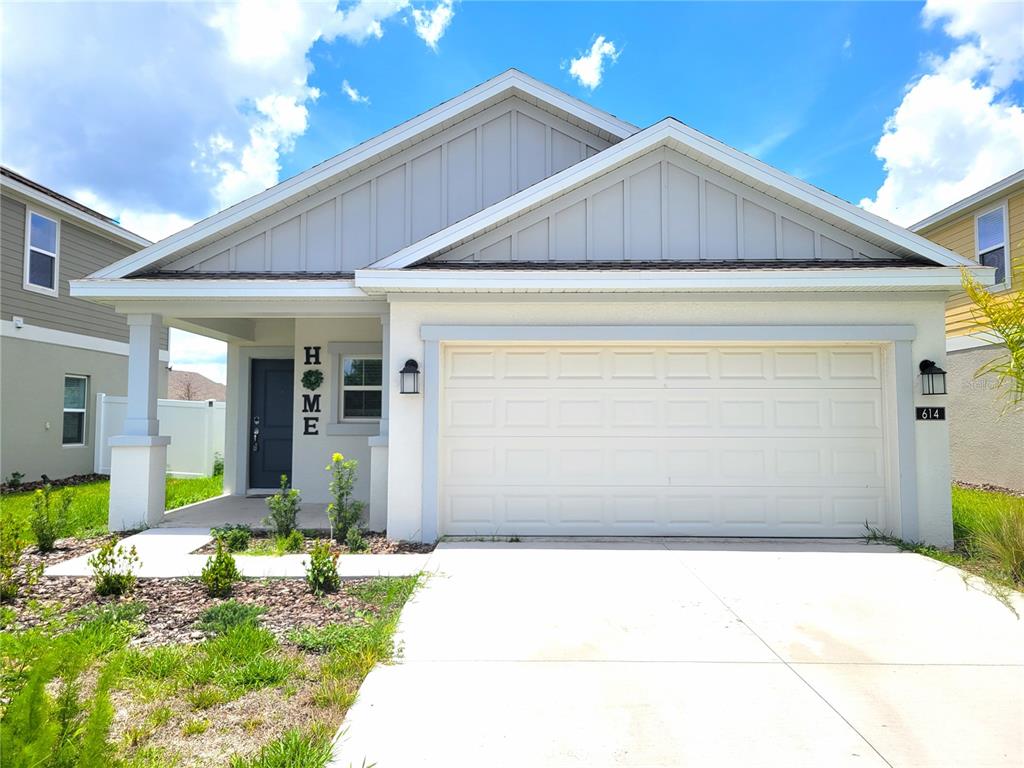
[[861, 0, 1024, 225], [568, 35, 619, 90], [842, 35, 853, 58], [71, 188, 195, 242], [170, 329, 227, 384], [342, 79, 371, 104], [1, 1, 452, 237], [412, 0, 455, 51]]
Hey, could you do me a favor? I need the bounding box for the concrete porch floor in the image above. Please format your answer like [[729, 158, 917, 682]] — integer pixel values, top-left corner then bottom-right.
[[160, 494, 337, 532]]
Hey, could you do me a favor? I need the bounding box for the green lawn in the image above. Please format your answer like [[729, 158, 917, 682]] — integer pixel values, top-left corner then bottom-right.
[[0, 476, 223, 542]]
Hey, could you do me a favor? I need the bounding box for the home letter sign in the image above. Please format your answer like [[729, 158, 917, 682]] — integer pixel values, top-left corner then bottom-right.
[[304, 346, 321, 366], [302, 394, 321, 414]]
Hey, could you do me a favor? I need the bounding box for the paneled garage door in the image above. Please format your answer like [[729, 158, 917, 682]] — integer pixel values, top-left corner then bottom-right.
[[439, 344, 892, 537]]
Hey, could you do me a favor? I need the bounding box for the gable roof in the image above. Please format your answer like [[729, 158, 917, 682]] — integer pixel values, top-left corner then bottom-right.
[[367, 118, 976, 271], [1, 166, 151, 249], [910, 169, 1024, 232], [89, 69, 638, 280]]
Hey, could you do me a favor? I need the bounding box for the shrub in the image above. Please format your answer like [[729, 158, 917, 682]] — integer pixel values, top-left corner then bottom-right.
[[326, 453, 364, 543], [201, 539, 241, 597], [227, 726, 333, 768], [89, 541, 140, 596], [212, 452, 225, 477], [198, 600, 266, 636], [263, 475, 301, 537], [305, 540, 339, 596], [213, 524, 252, 552], [276, 529, 304, 554], [30, 484, 74, 553], [345, 525, 368, 553], [5, 471, 24, 488], [975, 503, 1024, 584]]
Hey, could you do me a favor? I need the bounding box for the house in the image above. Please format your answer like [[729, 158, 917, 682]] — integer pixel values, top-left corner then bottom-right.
[[911, 171, 1024, 491], [1, 167, 169, 484], [71, 70, 993, 545]]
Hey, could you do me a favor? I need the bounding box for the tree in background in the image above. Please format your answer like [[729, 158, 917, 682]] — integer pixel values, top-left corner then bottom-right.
[[962, 268, 1024, 412]]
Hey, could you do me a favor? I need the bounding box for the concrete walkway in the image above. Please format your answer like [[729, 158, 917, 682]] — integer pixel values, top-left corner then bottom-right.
[[44, 528, 430, 579], [330, 539, 1024, 768]]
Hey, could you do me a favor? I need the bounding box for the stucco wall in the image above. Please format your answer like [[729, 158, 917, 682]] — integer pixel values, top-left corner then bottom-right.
[[0, 335, 168, 482], [384, 292, 954, 546], [946, 345, 1024, 490]]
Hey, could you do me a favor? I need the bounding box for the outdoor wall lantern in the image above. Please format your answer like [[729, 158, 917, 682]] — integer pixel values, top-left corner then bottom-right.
[[400, 359, 421, 394], [919, 360, 947, 396]]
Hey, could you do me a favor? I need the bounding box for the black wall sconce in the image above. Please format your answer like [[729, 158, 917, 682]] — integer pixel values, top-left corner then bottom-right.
[[919, 360, 947, 396], [400, 359, 421, 394]]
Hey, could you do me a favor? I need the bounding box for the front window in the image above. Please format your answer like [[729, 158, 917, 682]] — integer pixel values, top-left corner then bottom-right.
[[341, 357, 382, 420], [25, 211, 59, 294], [63, 375, 88, 445], [976, 206, 1008, 286]]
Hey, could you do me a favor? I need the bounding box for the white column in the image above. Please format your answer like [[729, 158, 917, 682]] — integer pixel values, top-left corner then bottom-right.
[[108, 313, 171, 531], [379, 310, 390, 437], [368, 308, 390, 533]]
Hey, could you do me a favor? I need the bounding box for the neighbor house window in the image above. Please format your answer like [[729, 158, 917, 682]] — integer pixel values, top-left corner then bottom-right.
[[341, 357, 382, 420], [25, 211, 60, 294], [976, 205, 1009, 287], [63, 375, 88, 446]]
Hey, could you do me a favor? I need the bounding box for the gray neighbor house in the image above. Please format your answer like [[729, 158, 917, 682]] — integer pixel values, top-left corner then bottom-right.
[[1, 167, 168, 483]]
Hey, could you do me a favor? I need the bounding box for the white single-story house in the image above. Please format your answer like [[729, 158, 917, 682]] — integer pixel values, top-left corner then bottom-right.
[[72, 70, 993, 546]]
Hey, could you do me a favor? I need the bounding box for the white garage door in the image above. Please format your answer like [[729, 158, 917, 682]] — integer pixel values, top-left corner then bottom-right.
[[440, 344, 891, 537]]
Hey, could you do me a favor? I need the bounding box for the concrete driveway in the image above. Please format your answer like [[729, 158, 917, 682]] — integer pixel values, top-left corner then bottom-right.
[[330, 540, 1024, 768]]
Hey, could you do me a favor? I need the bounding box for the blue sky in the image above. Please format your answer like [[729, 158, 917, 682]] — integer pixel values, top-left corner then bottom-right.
[[3, 1, 1022, 383]]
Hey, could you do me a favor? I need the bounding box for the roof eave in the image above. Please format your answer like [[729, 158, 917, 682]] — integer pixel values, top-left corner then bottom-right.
[[910, 169, 1024, 232]]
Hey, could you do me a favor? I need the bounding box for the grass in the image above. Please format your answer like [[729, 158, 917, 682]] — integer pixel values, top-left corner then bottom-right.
[[0, 475, 223, 542], [0, 575, 420, 768]]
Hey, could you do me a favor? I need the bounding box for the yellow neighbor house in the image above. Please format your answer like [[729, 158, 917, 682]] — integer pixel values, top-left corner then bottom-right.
[[911, 170, 1024, 491]]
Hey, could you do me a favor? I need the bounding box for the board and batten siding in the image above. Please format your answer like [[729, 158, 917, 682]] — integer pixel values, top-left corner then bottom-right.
[[1, 193, 167, 347], [429, 146, 900, 265], [164, 97, 612, 274], [918, 186, 1024, 337]]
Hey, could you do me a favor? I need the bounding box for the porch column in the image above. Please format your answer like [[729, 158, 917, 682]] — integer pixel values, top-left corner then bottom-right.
[[108, 313, 170, 531], [367, 310, 390, 532]]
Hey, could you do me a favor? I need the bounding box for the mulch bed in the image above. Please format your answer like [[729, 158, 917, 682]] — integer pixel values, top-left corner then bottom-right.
[[6, 575, 379, 648], [954, 480, 1024, 498], [0, 473, 109, 494], [194, 531, 435, 556]]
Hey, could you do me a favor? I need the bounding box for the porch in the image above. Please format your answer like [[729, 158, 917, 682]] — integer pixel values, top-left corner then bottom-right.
[[159, 494, 337, 532]]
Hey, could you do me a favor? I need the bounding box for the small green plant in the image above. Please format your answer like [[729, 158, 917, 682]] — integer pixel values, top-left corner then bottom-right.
[[300, 368, 324, 391], [182, 718, 210, 736], [200, 539, 241, 598], [1, 506, 29, 601], [304, 540, 339, 596], [30, 484, 74, 552], [275, 528, 304, 554], [975, 503, 1024, 584], [326, 452, 364, 543], [264, 474, 301, 537], [212, 524, 252, 552], [198, 600, 266, 635], [5, 470, 24, 488], [88, 541, 140, 596], [228, 726, 333, 768], [345, 525, 369, 553], [212, 452, 225, 477]]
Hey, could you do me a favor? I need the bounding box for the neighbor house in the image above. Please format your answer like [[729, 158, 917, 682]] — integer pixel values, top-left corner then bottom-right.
[[911, 171, 1024, 491], [1, 167, 169, 483], [71, 70, 993, 545]]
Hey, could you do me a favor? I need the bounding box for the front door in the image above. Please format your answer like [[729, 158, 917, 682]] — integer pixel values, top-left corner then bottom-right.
[[249, 359, 294, 489]]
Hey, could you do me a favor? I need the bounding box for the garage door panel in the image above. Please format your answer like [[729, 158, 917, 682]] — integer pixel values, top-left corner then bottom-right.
[[440, 343, 890, 537]]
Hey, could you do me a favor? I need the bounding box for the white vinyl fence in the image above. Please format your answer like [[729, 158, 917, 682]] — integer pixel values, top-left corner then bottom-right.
[[94, 394, 226, 477]]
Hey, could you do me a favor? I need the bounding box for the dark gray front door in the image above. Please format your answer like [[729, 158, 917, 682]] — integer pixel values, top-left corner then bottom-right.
[[249, 359, 294, 489]]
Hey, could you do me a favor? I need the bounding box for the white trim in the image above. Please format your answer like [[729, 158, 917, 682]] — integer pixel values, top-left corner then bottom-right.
[[23, 208, 60, 296], [421, 338, 440, 543], [420, 324, 917, 343], [71, 278, 368, 300], [892, 340, 919, 541], [356, 266, 983, 293], [371, 119, 978, 271], [62, 374, 88, 447], [974, 201, 1011, 291], [946, 333, 1001, 352], [89, 70, 637, 280], [911, 170, 1024, 231], [1, 174, 151, 248], [0, 319, 170, 361]]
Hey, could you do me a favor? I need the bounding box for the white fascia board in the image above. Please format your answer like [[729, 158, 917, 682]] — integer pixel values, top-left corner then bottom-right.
[[911, 170, 1024, 232], [371, 119, 975, 271], [1, 176, 151, 249], [70, 278, 368, 300], [354, 266, 990, 293], [0, 319, 169, 360], [89, 70, 638, 281]]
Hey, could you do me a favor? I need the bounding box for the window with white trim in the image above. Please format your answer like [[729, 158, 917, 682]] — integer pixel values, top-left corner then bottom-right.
[[976, 205, 1009, 287], [25, 211, 59, 294], [340, 356, 382, 420], [63, 375, 88, 446]]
